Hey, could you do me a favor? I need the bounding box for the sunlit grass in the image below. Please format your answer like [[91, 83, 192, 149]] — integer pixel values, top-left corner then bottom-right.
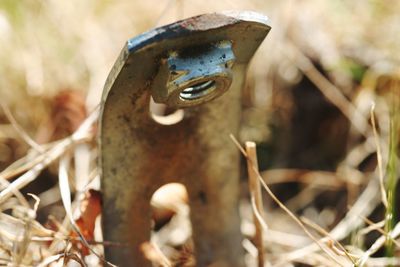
[[385, 81, 400, 259]]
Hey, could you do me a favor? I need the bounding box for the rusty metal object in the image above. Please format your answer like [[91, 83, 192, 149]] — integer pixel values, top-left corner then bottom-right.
[[99, 11, 270, 267], [152, 40, 235, 107]]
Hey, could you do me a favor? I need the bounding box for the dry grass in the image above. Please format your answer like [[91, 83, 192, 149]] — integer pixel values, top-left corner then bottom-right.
[[0, 0, 399, 266]]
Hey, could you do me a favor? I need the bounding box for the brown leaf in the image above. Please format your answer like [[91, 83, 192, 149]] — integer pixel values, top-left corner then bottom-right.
[[36, 89, 87, 143], [70, 189, 102, 255]]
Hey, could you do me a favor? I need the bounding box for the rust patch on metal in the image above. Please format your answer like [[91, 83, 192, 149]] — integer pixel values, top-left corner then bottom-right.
[[179, 13, 238, 31]]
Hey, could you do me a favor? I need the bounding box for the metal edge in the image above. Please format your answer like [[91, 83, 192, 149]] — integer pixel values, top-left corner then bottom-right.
[[126, 11, 271, 53]]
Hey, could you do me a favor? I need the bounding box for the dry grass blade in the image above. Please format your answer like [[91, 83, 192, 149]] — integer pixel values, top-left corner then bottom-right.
[[0, 206, 47, 265], [0, 139, 74, 205], [62, 252, 87, 267], [360, 216, 400, 248], [0, 107, 98, 205], [58, 154, 116, 267], [357, 221, 400, 266], [12, 212, 34, 265], [230, 134, 349, 267], [0, 167, 41, 206], [9, 194, 41, 265], [74, 143, 91, 192], [0, 177, 30, 208], [300, 216, 356, 264], [250, 197, 268, 233], [260, 169, 359, 188], [242, 238, 258, 258], [245, 141, 265, 267], [0, 102, 44, 153], [281, 175, 381, 263], [263, 229, 310, 247], [27, 193, 40, 212], [36, 254, 63, 267], [0, 212, 55, 240], [366, 257, 400, 266], [359, 219, 385, 236], [0, 147, 54, 181], [370, 103, 388, 208]]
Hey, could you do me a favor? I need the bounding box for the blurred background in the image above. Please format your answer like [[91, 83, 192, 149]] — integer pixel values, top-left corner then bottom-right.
[[0, 0, 399, 266]]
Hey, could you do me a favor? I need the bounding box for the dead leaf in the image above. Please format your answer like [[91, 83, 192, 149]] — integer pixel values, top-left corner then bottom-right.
[[70, 189, 102, 255]]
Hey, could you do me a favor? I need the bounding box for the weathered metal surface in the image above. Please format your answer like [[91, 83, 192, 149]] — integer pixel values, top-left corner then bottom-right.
[[99, 11, 270, 267], [152, 40, 235, 107]]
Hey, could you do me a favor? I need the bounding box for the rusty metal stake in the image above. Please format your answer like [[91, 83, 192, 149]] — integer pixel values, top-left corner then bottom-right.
[[99, 11, 270, 267]]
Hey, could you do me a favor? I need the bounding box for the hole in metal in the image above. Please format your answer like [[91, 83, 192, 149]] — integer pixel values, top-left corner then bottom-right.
[[179, 80, 216, 101], [150, 97, 184, 125], [151, 183, 190, 240]]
